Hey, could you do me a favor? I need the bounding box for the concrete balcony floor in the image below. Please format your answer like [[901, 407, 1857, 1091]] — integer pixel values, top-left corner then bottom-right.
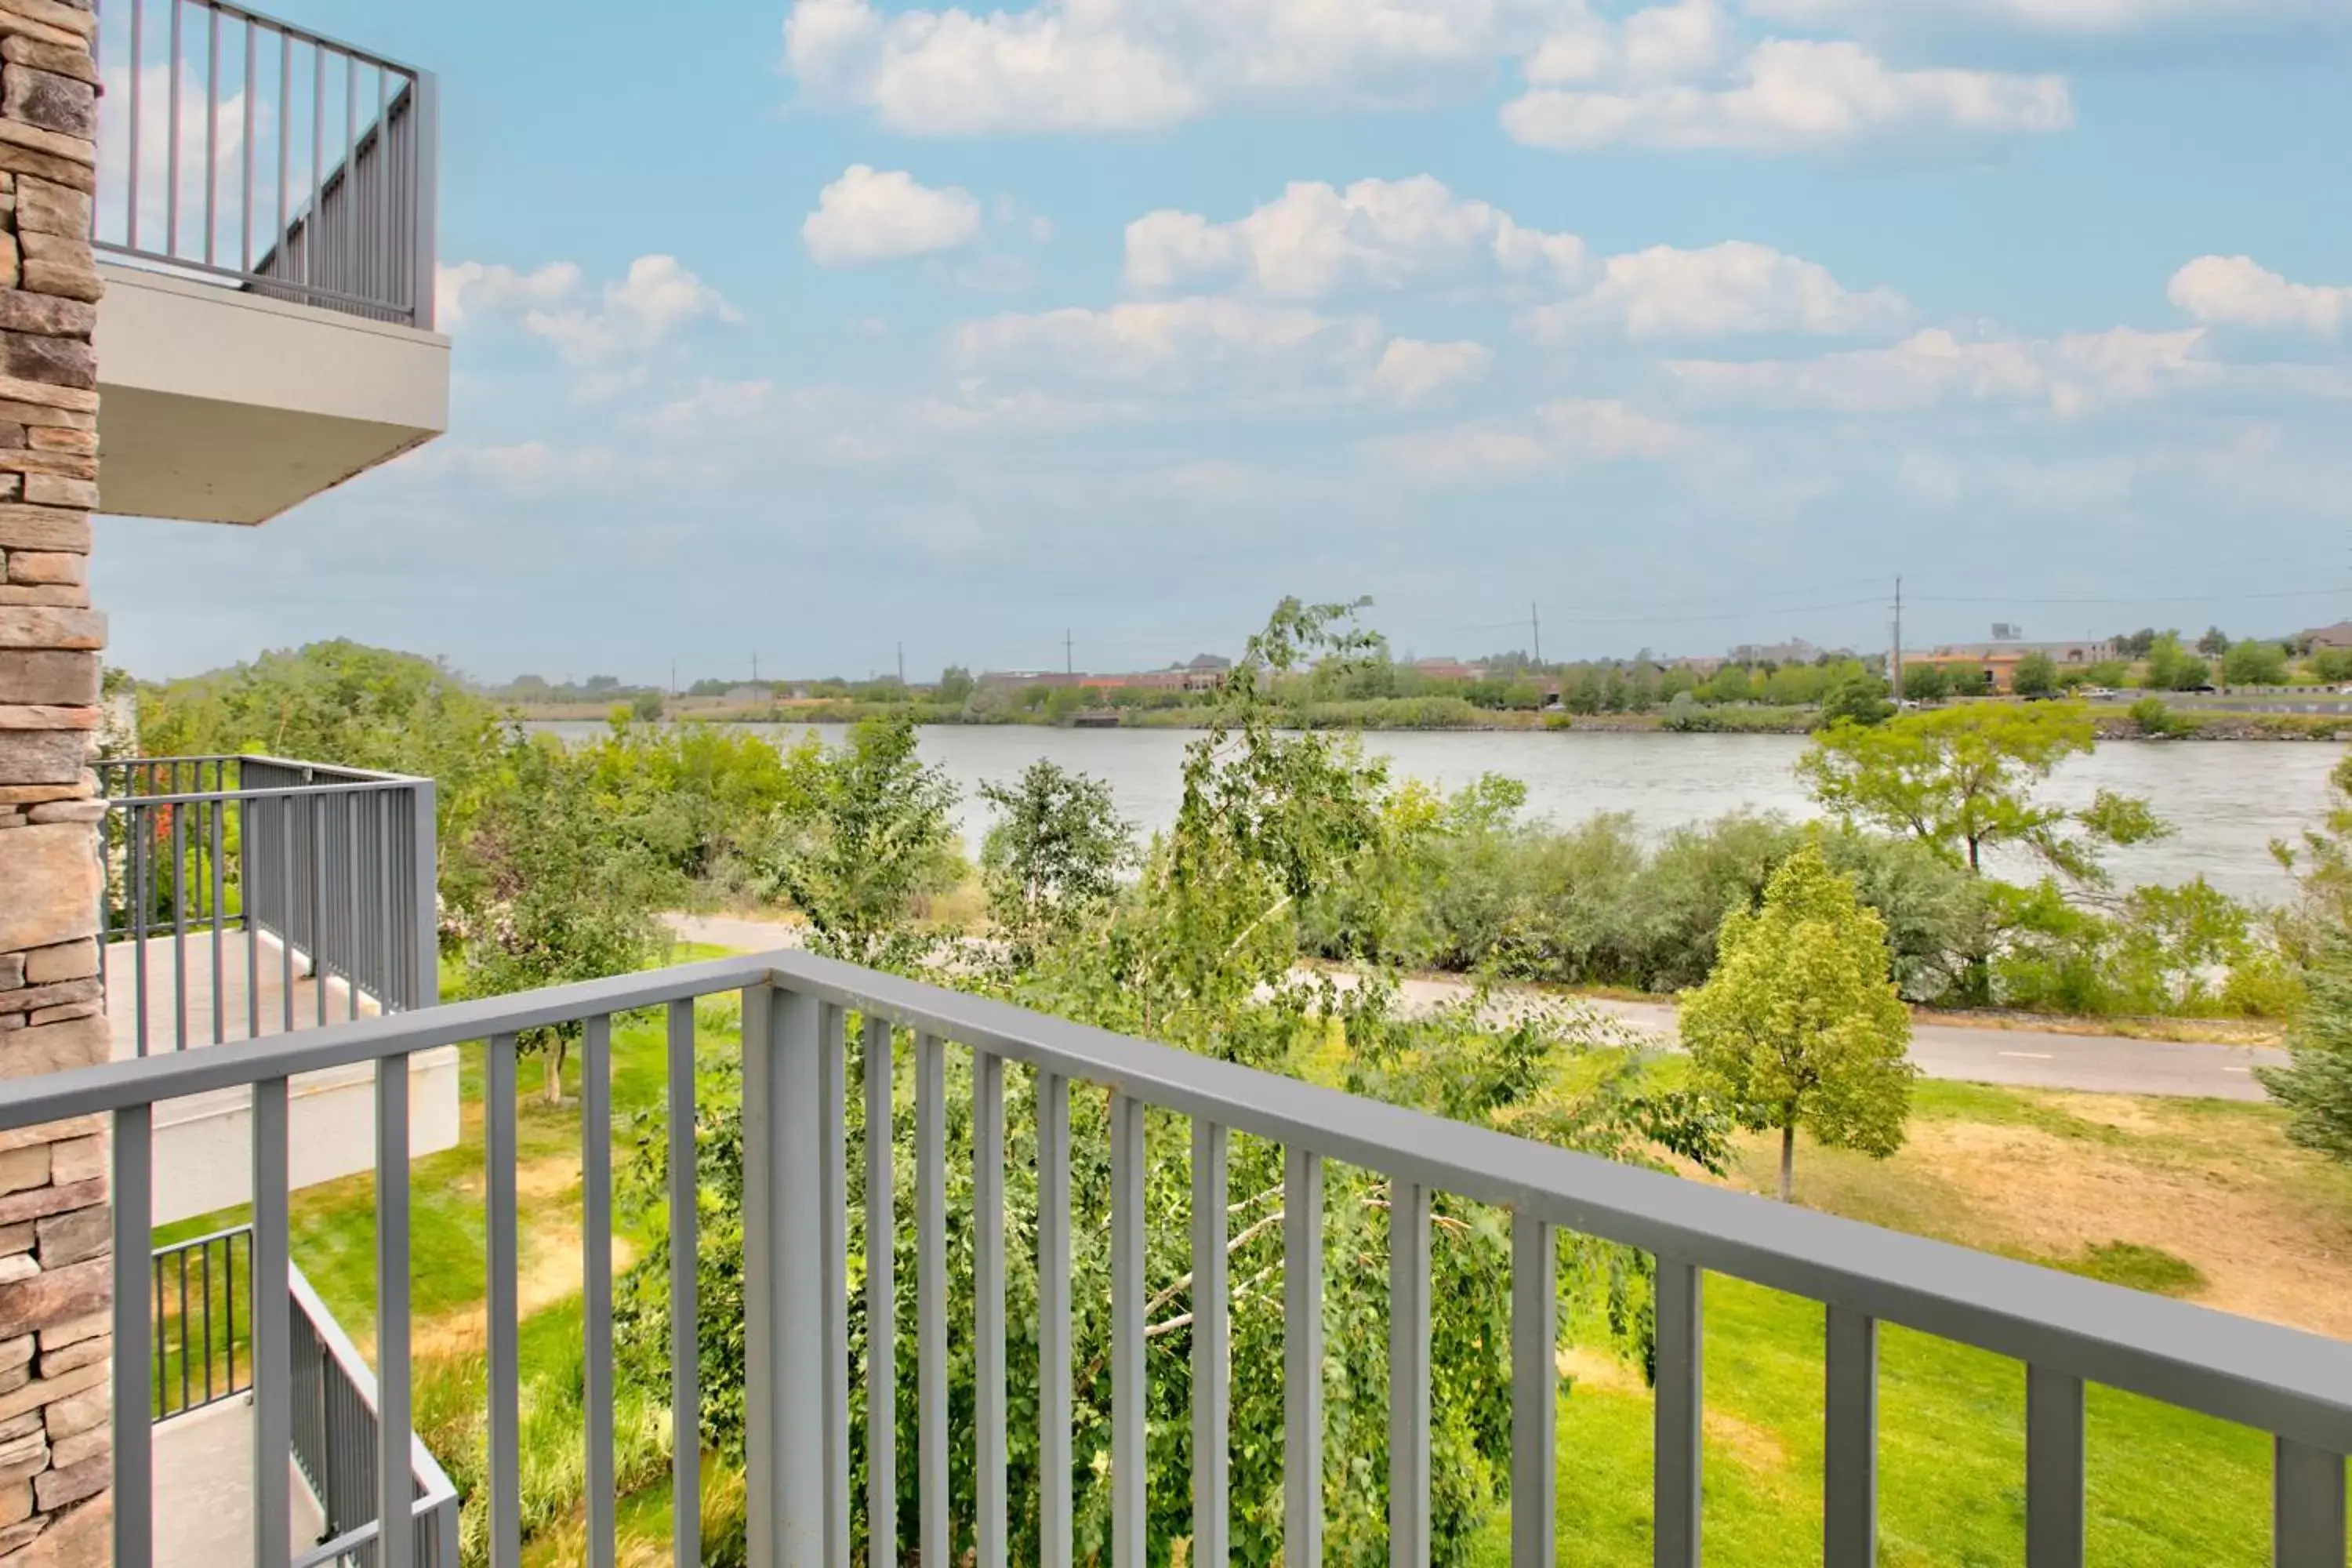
[[103, 930, 463, 1225], [153, 1397, 326, 1568]]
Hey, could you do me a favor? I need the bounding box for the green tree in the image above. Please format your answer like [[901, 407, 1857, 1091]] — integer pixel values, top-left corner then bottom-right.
[[629, 689, 666, 723], [756, 715, 960, 967], [1680, 844, 1915, 1201], [2313, 648, 2352, 684], [2221, 641, 2289, 688], [935, 665, 977, 704], [2011, 651, 2060, 698], [1901, 663, 1951, 702], [2256, 935, 2352, 1162], [978, 760, 1134, 958], [1820, 670, 1893, 727], [2145, 633, 2212, 691], [1798, 702, 2167, 884], [1704, 664, 1755, 704], [2197, 626, 2231, 657], [448, 737, 665, 1104], [2129, 695, 2181, 738]]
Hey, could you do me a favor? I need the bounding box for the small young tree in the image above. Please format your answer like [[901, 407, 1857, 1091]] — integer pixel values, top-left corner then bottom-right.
[[2257, 937, 2352, 1160], [758, 714, 959, 968], [1819, 670, 1893, 727], [2011, 651, 2060, 698], [978, 760, 1134, 959], [1681, 843, 1916, 1201], [1902, 662, 1951, 702], [2221, 640, 2289, 688]]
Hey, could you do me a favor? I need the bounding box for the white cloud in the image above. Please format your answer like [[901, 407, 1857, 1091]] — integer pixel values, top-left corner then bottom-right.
[[1748, 0, 2324, 34], [437, 261, 583, 329], [1525, 240, 1906, 339], [785, 0, 1577, 135], [1363, 339, 1494, 407], [804, 165, 985, 265], [953, 296, 1385, 389], [1667, 325, 2211, 416], [1528, 0, 1735, 85], [1377, 397, 1688, 481], [1502, 38, 2071, 153], [2169, 256, 2350, 336], [524, 256, 739, 365], [1125, 176, 1587, 299]]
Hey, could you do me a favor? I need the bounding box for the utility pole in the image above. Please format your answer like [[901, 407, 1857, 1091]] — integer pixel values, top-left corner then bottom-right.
[[752, 651, 759, 684], [1891, 577, 1904, 697], [1065, 629, 1074, 677], [1530, 602, 1543, 667], [669, 661, 677, 698], [896, 641, 906, 685]]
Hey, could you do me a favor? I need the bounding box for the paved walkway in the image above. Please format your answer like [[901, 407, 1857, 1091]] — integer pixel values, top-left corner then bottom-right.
[[669, 914, 2285, 1101]]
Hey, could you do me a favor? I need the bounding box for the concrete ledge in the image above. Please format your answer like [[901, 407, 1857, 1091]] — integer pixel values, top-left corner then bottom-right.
[[93, 262, 449, 524]]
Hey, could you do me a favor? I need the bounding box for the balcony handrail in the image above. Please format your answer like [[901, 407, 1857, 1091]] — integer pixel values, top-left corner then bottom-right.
[[6, 948, 2347, 1564], [92, 0, 439, 328]]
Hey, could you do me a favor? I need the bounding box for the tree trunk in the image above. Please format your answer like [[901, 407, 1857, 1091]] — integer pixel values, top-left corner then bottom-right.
[[544, 1041, 565, 1107], [1779, 1118, 1796, 1203]]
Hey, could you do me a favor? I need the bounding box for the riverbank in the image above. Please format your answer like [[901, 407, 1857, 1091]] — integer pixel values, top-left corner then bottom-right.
[[515, 697, 2351, 740]]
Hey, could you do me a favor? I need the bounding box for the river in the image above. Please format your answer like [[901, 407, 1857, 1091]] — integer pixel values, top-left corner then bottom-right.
[[528, 724, 2344, 902]]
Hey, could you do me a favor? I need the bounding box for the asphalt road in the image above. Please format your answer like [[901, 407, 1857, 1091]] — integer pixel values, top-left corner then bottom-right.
[[674, 915, 2285, 1102]]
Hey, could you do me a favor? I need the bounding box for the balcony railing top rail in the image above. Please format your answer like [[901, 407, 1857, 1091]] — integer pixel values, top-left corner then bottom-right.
[[3, 949, 2346, 1567], [92, 0, 438, 327]]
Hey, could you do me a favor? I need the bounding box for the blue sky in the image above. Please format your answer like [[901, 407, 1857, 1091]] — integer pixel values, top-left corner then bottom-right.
[[95, 0, 2352, 684]]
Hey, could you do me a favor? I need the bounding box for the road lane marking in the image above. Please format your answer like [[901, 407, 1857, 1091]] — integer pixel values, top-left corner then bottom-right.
[[1998, 1051, 2054, 1060]]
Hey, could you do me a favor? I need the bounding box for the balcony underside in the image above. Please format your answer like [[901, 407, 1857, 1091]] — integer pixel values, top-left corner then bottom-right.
[[94, 262, 449, 525]]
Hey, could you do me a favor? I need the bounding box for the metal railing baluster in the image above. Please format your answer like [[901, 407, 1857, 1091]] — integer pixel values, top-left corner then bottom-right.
[[1192, 1120, 1230, 1567], [1824, 1306, 1878, 1568], [252, 1077, 292, 1567], [822, 1006, 851, 1568], [1511, 1215, 1555, 1568], [1389, 1181, 1432, 1568], [742, 985, 827, 1567], [377, 1049, 414, 1568], [485, 1031, 521, 1567], [114, 1103, 157, 1568], [2274, 1437, 2349, 1568], [670, 1000, 702, 1568], [1038, 1069, 1073, 1568], [863, 1014, 897, 1568], [209, 797, 225, 1045], [916, 1031, 949, 1568], [2027, 1365, 2085, 1568], [1285, 1145, 1324, 1568], [1111, 1090, 1146, 1568], [1654, 1259, 1703, 1568], [975, 1049, 1007, 1568], [584, 1014, 618, 1568], [171, 806, 187, 1053]]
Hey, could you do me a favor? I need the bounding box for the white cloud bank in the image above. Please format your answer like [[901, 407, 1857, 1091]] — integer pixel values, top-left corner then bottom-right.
[[1501, 37, 2071, 154], [1668, 325, 2211, 416], [786, 0, 2076, 156], [804, 165, 985, 265], [437, 256, 738, 365], [2169, 256, 2350, 336], [1526, 240, 1907, 339], [1376, 398, 1690, 482]]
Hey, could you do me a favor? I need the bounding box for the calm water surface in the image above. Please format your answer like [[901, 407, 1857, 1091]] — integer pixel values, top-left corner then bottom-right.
[[532, 724, 2344, 902]]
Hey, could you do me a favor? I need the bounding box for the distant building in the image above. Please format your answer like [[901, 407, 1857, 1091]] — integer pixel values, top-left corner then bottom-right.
[[724, 685, 769, 704], [2303, 621, 2352, 652], [1727, 637, 1846, 666], [1181, 653, 1232, 692], [1905, 640, 2116, 693], [1410, 658, 1489, 684]]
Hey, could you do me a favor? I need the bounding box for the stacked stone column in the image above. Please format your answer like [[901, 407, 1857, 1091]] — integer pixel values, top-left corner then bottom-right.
[[0, 0, 112, 1562]]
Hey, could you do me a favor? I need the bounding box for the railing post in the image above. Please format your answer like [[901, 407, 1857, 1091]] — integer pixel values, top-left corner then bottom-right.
[[1654, 1258, 1702, 1568], [408, 70, 440, 329], [2026, 1366, 2085, 1568], [410, 779, 438, 1008], [2274, 1437, 2347, 1568], [1510, 1215, 1555, 1568], [743, 985, 828, 1568], [1824, 1307, 1878, 1568]]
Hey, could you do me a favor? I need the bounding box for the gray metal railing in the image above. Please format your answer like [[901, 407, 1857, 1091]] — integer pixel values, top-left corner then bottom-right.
[[98, 756, 438, 1056], [289, 1260, 459, 1567], [145, 1224, 454, 1564], [151, 1223, 249, 1421], [2, 949, 2348, 1567], [92, 0, 438, 327]]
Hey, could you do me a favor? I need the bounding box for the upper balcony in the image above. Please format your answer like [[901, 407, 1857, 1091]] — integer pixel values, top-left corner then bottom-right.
[[3, 948, 2348, 1568], [89, 0, 448, 525]]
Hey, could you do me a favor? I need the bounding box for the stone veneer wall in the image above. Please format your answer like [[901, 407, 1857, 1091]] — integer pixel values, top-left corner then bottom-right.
[[0, 0, 113, 1562]]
